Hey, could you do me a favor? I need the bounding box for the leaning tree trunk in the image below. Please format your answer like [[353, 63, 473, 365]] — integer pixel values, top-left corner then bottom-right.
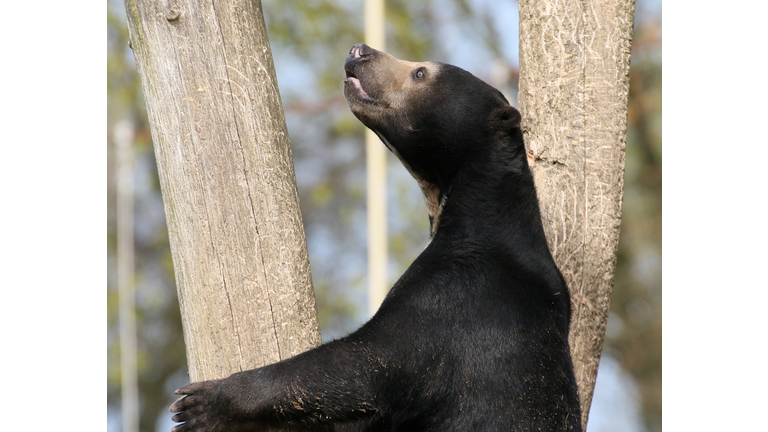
[[518, 0, 635, 429], [124, 0, 322, 397]]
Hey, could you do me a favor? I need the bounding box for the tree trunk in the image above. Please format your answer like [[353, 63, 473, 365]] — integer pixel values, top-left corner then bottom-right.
[[518, 0, 635, 429], [124, 0, 322, 389]]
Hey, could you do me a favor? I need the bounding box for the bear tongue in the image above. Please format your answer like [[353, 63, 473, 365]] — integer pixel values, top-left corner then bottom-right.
[[347, 76, 370, 98]]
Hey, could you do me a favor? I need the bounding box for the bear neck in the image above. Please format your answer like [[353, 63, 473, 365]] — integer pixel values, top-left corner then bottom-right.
[[428, 138, 560, 281]]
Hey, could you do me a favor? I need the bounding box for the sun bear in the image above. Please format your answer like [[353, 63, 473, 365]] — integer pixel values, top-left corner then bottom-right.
[[170, 43, 582, 432]]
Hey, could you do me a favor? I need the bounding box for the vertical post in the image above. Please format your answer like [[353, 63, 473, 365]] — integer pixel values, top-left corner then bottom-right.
[[116, 120, 139, 432], [365, 0, 388, 316]]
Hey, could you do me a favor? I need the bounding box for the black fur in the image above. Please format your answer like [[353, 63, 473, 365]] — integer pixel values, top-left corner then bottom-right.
[[170, 43, 582, 432]]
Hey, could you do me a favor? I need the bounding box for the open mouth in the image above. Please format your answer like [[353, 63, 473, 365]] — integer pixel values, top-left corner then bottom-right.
[[344, 69, 373, 100]]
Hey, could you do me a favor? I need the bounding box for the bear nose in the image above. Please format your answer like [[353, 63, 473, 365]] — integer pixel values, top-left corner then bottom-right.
[[349, 43, 375, 58]]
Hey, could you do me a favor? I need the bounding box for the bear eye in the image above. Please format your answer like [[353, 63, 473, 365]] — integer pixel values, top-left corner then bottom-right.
[[413, 67, 426, 81]]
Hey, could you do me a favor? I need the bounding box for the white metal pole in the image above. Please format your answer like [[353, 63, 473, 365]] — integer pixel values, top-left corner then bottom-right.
[[116, 120, 139, 432], [365, 0, 387, 316]]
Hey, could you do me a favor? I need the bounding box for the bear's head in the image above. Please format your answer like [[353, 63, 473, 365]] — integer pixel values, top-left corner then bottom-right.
[[343, 43, 524, 234]]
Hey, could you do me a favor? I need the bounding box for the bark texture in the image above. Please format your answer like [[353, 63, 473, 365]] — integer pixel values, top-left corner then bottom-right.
[[124, 0, 322, 385], [518, 0, 635, 428]]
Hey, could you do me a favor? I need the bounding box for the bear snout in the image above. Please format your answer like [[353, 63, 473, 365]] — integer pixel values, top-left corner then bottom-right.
[[344, 43, 376, 73], [349, 43, 376, 58]]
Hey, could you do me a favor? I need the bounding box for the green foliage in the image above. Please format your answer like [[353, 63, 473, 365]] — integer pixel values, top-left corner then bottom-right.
[[607, 11, 663, 432]]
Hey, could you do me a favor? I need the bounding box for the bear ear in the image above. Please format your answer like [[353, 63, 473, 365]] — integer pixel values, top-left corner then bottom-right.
[[490, 105, 522, 136]]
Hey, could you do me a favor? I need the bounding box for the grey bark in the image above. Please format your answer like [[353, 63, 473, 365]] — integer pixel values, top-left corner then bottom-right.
[[518, 0, 635, 429], [124, 0, 322, 388]]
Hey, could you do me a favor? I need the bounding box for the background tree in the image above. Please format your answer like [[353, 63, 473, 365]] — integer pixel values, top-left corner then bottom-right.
[[518, 0, 635, 428], [107, 1, 661, 430], [122, 0, 323, 426]]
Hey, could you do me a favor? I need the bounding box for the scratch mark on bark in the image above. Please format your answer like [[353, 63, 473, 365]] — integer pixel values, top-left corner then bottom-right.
[[209, 0, 253, 371], [211, 0, 283, 363]]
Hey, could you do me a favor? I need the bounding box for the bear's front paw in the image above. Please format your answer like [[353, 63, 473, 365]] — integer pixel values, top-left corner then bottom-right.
[[170, 379, 247, 432]]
